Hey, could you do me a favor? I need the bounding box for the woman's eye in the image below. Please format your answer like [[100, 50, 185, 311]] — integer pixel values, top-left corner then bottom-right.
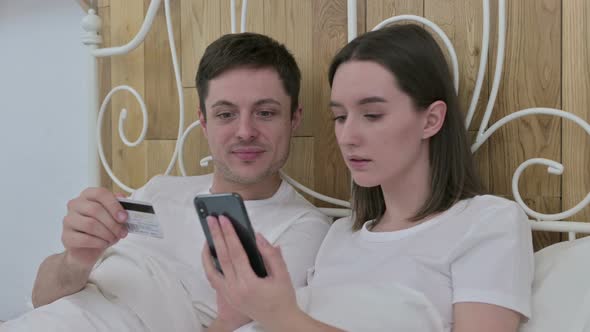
[[364, 114, 383, 120], [332, 115, 346, 123]]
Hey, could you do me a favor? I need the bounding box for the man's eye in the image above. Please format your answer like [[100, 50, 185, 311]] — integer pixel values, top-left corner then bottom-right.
[[257, 110, 275, 118], [216, 112, 235, 119]]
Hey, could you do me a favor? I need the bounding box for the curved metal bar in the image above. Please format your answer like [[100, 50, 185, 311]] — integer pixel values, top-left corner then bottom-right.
[[241, 0, 249, 32], [279, 171, 351, 208], [92, 0, 162, 57], [347, 0, 357, 42], [177, 120, 203, 176], [514, 158, 590, 221], [465, 0, 490, 128], [471, 108, 590, 152], [372, 15, 460, 95], [161, 0, 185, 176], [477, 0, 506, 138], [97, 85, 150, 193]]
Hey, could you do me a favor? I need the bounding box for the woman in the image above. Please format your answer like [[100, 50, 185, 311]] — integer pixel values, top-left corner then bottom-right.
[[202, 24, 533, 332]]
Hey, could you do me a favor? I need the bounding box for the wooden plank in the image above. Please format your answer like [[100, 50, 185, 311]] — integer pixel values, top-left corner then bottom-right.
[[424, 0, 489, 131], [425, 0, 489, 188], [182, 88, 214, 176], [110, 0, 148, 192], [220, 0, 264, 34], [180, 0, 221, 88], [469, 131, 490, 191], [488, 0, 561, 198], [98, 6, 112, 190], [285, 0, 313, 136], [366, 0, 423, 31], [312, 0, 350, 204], [283, 137, 316, 203], [563, 0, 590, 225], [144, 0, 181, 139], [98, 0, 109, 8]]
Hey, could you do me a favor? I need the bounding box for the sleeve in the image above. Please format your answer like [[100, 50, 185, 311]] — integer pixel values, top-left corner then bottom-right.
[[273, 214, 331, 288], [450, 201, 534, 319]]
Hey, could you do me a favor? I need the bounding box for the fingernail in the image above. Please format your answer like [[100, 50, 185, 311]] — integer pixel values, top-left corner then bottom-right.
[[119, 229, 128, 238], [117, 211, 127, 222]]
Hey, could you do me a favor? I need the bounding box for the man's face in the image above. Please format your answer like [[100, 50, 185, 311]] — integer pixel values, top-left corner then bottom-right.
[[200, 67, 301, 185]]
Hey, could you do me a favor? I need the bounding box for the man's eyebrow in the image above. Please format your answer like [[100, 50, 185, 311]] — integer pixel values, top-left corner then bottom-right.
[[358, 96, 387, 105], [253, 98, 281, 107], [210, 100, 237, 108]]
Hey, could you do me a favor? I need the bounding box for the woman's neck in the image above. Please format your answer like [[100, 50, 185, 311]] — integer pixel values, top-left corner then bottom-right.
[[375, 150, 431, 232]]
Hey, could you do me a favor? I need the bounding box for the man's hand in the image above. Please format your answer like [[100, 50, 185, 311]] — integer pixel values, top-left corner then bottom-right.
[[62, 188, 129, 269], [32, 187, 131, 307]]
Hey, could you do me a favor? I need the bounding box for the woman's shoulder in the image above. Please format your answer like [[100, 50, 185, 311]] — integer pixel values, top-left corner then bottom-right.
[[458, 195, 525, 222], [455, 194, 531, 239]]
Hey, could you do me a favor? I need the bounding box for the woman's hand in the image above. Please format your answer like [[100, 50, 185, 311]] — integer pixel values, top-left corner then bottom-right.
[[201, 215, 302, 330], [203, 240, 251, 332]]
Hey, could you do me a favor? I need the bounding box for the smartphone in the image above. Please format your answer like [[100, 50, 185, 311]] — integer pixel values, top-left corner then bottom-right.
[[194, 193, 268, 278]]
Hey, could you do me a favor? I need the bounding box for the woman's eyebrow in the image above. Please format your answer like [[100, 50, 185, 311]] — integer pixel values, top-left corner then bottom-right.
[[358, 96, 387, 105]]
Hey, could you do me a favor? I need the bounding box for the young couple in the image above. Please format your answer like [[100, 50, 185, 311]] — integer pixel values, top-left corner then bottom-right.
[[4, 24, 532, 332]]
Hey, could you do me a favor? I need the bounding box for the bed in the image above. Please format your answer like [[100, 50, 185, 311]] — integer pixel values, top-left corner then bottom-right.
[[5, 0, 585, 331]]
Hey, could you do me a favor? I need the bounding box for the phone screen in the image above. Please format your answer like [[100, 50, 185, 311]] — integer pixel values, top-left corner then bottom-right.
[[194, 193, 268, 278]]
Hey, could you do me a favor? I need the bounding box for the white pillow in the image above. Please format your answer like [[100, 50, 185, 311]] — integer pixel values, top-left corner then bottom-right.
[[520, 236, 590, 332]]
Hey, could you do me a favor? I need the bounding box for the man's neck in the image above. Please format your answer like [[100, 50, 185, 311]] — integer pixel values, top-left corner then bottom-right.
[[210, 173, 282, 201]]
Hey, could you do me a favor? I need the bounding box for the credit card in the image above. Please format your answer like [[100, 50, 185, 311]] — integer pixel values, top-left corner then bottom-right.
[[117, 198, 164, 239]]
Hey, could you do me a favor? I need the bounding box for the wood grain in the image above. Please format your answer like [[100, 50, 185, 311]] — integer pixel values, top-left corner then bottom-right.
[[563, 0, 590, 225], [110, 0, 148, 192], [144, 0, 181, 139], [312, 0, 350, 204], [98, 5, 112, 190], [488, 0, 561, 198], [180, 0, 221, 88]]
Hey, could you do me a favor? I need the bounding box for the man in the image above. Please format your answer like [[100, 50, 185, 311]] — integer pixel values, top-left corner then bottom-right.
[[2, 33, 330, 331]]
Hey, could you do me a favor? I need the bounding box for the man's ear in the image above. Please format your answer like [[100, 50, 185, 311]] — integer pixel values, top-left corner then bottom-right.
[[291, 106, 303, 133], [198, 109, 208, 138], [422, 100, 447, 139]]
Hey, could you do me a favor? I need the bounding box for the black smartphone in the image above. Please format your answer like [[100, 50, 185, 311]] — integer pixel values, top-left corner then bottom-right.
[[194, 193, 268, 278]]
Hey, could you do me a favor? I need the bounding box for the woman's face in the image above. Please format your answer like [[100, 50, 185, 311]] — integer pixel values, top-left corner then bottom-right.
[[330, 60, 429, 188]]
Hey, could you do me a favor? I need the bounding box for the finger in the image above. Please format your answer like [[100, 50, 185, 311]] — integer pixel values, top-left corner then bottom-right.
[[80, 188, 128, 224], [219, 215, 256, 279], [208, 216, 237, 281], [256, 233, 290, 281], [114, 193, 126, 199], [73, 200, 127, 240], [202, 244, 224, 289], [64, 214, 118, 244], [62, 230, 110, 250]]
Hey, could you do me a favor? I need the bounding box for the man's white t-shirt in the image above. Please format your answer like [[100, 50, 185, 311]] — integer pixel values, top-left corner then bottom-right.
[[308, 195, 533, 331], [109, 174, 331, 325]]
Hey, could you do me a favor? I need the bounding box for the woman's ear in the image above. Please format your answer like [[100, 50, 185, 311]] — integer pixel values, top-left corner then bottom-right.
[[422, 100, 447, 139], [198, 109, 208, 138]]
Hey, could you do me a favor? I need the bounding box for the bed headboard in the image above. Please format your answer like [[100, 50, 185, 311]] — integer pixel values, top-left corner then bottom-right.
[[80, 0, 590, 242]]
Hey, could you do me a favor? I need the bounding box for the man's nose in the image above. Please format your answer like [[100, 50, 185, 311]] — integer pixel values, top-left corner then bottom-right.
[[236, 115, 259, 141]]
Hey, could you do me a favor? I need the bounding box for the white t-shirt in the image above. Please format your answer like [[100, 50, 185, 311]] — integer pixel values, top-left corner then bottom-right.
[[308, 195, 533, 332], [113, 174, 331, 325]]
